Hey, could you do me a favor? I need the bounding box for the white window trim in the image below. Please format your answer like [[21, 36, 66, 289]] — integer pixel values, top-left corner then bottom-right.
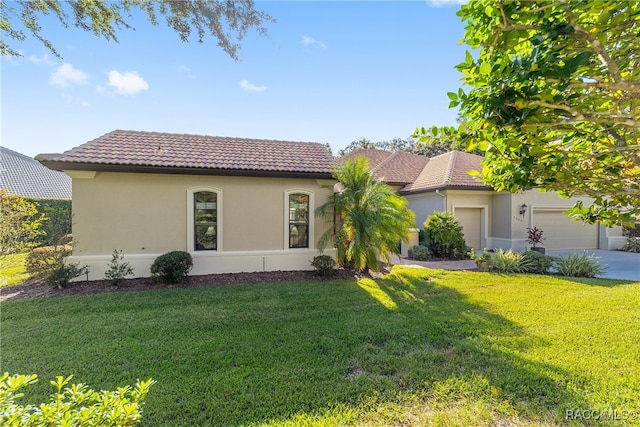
[[187, 186, 223, 253], [284, 189, 314, 250]]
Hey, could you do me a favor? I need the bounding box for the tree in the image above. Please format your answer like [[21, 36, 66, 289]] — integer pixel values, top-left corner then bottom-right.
[[337, 138, 377, 157], [316, 157, 415, 273], [0, 189, 43, 258], [437, 0, 640, 226], [1, 0, 274, 60]]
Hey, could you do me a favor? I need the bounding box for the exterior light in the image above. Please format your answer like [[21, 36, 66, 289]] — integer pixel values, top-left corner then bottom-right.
[[519, 203, 528, 216]]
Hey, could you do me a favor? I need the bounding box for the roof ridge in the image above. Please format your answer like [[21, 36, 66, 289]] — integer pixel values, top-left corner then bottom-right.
[[443, 150, 457, 186]]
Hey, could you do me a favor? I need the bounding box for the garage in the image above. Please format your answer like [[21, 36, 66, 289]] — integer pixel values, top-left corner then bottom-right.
[[532, 209, 599, 250], [455, 207, 483, 250]]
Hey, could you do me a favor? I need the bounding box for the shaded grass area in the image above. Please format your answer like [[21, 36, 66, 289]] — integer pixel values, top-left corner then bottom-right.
[[0, 253, 29, 287], [1, 267, 639, 426]]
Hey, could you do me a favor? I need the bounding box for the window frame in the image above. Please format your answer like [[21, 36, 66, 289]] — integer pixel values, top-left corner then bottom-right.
[[187, 187, 222, 252], [284, 190, 314, 250]]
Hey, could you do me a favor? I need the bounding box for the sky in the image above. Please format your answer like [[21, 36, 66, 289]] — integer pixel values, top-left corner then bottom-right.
[[1, 1, 468, 158]]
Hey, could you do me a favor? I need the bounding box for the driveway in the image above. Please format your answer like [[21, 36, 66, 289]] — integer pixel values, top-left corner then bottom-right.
[[546, 250, 639, 281]]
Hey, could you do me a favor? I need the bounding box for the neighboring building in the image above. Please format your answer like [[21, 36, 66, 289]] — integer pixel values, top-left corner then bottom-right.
[[0, 146, 71, 199], [347, 149, 625, 252], [37, 130, 337, 280]]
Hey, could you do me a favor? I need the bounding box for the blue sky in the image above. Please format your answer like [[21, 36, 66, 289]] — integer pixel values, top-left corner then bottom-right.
[[2, 1, 468, 158]]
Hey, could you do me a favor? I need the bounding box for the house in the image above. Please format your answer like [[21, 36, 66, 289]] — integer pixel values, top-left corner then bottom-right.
[[0, 146, 71, 199], [37, 130, 337, 280], [347, 149, 625, 252]]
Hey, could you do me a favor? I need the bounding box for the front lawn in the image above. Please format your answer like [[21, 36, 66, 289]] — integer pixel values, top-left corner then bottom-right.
[[1, 267, 639, 426], [0, 253, 29, 287]]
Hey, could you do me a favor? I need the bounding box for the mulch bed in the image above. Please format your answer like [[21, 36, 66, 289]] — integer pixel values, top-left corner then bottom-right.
[[1, 268, 359, 302]]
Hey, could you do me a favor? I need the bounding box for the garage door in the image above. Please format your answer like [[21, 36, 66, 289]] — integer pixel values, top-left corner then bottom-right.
[[532, 210, 598, 250], [455, 208, 482, 250]]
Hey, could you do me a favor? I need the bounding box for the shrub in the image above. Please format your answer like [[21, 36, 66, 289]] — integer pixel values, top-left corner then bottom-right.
[[25, 244, 87, 288], [520, 250, 555, 274], [489, 249, 525, 273], [554, 252, 605, 278], [310, 255, 336, 276], [25, 244, 72, 275], [57, 233, 73, 245], [150, 251, 193, 284], [526, 226, 545, 249], [423, 211, 468, 259], [104, 249, 135, 286], [408, 245, 431, 261], [621, 237, 640, 253], [0, 373, 154, 426]]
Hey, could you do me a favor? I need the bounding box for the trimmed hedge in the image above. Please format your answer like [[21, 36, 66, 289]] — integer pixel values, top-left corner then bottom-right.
[[27, 198, 72, 247]]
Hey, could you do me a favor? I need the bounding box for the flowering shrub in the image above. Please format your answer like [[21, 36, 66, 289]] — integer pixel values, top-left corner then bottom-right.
[[150, 251, 193, 284]]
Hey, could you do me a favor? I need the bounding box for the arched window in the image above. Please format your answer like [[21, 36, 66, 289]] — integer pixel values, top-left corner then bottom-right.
[[288, 192, 310, 249], [188, 187, 221, 252]]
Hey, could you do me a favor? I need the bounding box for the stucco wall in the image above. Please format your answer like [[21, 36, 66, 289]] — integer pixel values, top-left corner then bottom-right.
[[405, 193, 445, 228], [68, 171, 336, 278]]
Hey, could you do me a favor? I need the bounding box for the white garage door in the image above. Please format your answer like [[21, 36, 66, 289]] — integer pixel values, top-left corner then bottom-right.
[[455, 208, 482, 250], [532, 210, 598, 250]]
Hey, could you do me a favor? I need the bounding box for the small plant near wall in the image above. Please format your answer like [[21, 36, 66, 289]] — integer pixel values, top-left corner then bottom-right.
[[104, 249, 135, 286], [310, 255, 336, 276], [526, 226, 545, 253], [150, 251, 193, 284]]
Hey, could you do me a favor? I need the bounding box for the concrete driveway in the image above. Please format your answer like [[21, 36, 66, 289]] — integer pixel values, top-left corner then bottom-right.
[[547, 249, 640, 281]]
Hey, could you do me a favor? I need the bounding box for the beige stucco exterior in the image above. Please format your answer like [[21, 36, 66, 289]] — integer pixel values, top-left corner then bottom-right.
[[402, 187, 624, 252], [67, 171, 336, 280]]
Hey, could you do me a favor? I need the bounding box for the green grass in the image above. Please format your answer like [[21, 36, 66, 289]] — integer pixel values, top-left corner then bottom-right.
[[2, 267, 639, 426], [0, 253, 29, 287]]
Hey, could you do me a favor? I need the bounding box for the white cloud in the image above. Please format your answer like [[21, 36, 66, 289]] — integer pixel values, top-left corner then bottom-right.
[[239, 79, 267, 92], [107, 70, 149, 95], [50, 63, 89, 87], [427, 0, 467, 7], [177, 65, 196, 80], [28, 54, 55, 65], [303, 36, 327, 49]]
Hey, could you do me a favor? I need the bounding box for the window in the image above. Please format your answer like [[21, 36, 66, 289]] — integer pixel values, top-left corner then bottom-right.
[[194, 191, 217, 251], [289, 193, 309, 248]]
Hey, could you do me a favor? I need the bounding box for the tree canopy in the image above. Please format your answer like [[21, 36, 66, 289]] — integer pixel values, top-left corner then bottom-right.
[[421, 0, 639, 226], [0, 0, 274, 60]]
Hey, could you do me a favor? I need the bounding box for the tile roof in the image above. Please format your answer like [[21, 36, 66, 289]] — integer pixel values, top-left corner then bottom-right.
[[0, 147, 71, 199], [401, 150, 488, 193], [343, 149, 489, 192], [344, 149, 429, 185], [37, 130, 334, 177]]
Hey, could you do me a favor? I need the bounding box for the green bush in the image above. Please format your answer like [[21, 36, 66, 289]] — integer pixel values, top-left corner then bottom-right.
[[489, 249, 525, 273], [423, 211, 468, 259], [554, 252, 605, 278], [521, 250, 555, 274], [0, 373, 154, 426], [150, 251, 193, 284], [621, 237, 640, 253], [25, 244, 87, 288], [310, 255, 336, 276], [27, 198, 72, 247], [105, 249, 135, 285], [408, 245, 431, 261]]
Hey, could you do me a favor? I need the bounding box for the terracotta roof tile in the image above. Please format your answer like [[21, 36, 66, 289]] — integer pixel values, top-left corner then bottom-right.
[[342, 148, 489, 192], [402, 151, 487, 192], [0, 147, 71, 199], [37, 130, 334, 176], [343, 149, 429, 185]]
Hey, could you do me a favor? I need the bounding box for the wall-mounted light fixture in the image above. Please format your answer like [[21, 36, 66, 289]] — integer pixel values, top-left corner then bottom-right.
[[519, 203, 528, 216]]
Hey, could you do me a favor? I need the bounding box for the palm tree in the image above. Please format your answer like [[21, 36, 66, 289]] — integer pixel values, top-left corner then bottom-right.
[[316, 156, 415, 273]]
